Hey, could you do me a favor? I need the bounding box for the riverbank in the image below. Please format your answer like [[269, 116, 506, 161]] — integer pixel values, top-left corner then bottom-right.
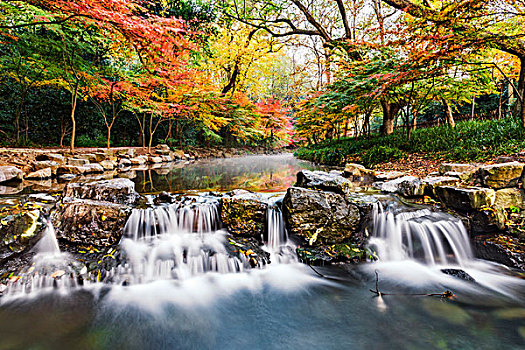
[[295, 118, 525, 173]]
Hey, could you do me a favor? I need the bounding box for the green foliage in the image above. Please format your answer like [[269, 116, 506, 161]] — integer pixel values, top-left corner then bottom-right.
[[297, 118, 525, 167], [76, 134, 107, 148]]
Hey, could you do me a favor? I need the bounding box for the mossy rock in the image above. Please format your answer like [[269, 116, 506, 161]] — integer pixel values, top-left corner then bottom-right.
[[219, 193, 268, 237]]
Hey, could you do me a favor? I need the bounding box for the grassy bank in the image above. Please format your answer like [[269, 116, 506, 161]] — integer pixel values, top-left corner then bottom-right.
[[295, 117, 525, 167]]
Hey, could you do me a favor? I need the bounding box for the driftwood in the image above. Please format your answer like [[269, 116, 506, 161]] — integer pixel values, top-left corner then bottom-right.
[[369, 271, 455, 299]]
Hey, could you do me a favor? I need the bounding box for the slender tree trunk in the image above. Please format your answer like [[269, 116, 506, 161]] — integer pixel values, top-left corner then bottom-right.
[[70, 82, 79, 153], [14, 89, 28, 143], [497, 84, 503, 119], [470, 97, 476, 121], [518, 57, 525, 127], [442, 99, 455, 127], [107, 126, 112, 149]]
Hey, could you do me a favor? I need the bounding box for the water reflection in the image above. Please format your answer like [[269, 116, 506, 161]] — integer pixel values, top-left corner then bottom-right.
[[132, 154, 327, 194]]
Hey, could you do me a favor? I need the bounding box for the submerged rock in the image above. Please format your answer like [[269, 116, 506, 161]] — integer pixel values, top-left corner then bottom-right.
[[220, 192, 268, 237], [225, 236, 270, 267], [479, 162, 524, 189], [440, 269, 476, 282], [283, 187, 360, 245], [0, 166, 23, 184], [296, 170, 353, 195], [435, 186, 495, 212]]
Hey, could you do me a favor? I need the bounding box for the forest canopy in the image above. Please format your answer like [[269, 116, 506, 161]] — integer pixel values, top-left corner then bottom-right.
[[1, 0, 524, 151]]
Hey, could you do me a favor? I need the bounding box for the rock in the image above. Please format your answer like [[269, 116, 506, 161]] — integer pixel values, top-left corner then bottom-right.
[[68, 158, 89, 166], [343, 163, 376, 178], [494, 188, 524, 209], [63, 178, 137, 205], [440, 269, 476, 282], [28, 193, 58, 203], [118, 158, 132, 168], [283, 187, 360, 245], [0, 166, 23, 184], [53, 198, 130, 247], [0, 207, 42, 261], [172, 150, 185, 160], [100, 160, 116, 171], [148, 156, 163, 164], [117, 149, 135, 157], [32, 160, 59, 174], [57, 165, 88, 175], [422, 176, 460, 196], [479, 162, 524, 189], [474, 235, 525, 271], [225, 236, 270, 267], [439, 163, 479, 175], [26, 167, 52, 179], [435, 186, 495, 212], [153, 191, 175, 205], [296, 242, 368, 265], [161, 155, 172, 163], [93, 153, 107, 162], [77, 154, 98, 163], [375, 171, 405, 181], [130, 156, 147, 165], [36, 153, 65, 164], [381, 176, 424, 197], [220, 193, 267, 237], [295, 170, 353, 195], [471, 207, 507, 233], [83, 163, 105, 174], [0, 183, 23, 195]]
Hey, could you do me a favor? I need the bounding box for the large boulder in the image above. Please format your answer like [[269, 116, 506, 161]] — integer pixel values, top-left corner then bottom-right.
[[220, 193, 268, 237], [283, 187, 360, 245], [35, 153, 65, 164], [380, 176, 425, 197], [296, 170, 353, 195], [435, 186, 495, 212], [53, 179, 139, 247], [479, 162, 524, 189], [53, 198, 130, 247], [63, 178, 137, 205], [0, 206, 42, 261], [57, 165, 89, 175], [32, 160, 60, 175], [0, 166, 23, 184]]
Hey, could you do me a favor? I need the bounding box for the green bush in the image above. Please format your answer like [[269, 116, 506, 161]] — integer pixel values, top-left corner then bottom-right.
[[76, 134, 107, 148], [296, 117, 525, 167]]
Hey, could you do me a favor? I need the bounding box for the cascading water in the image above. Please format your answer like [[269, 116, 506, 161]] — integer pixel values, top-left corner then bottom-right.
[[264, 199, 297, 264], [367, 201, 525, 302], [369, 203, 473, 266]]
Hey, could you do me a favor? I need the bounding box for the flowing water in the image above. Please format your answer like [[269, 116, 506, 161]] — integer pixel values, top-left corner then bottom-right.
[[0, 154, 524, 350]]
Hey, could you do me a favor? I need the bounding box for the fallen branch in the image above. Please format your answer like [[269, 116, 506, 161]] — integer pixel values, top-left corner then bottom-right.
[[369, 271, 455, 299]]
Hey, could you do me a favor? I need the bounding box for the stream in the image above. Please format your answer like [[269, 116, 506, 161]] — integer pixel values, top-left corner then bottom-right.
[[0, 154, 524, 350]]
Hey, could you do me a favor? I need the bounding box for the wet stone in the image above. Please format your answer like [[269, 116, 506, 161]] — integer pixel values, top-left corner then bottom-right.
[[479, 162, 525, 189], [63, 178, 138, 205], [0, 166, 23, 184], [220, 192, 268, 237], [296, 170, 353, 195]]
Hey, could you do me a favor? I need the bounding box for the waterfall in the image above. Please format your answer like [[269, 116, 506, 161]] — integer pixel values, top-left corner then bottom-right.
[[264, 199, 297, 264], [113, 198, 248, 285], [32, 219, 60, 254], [369, 203, 473, 266]]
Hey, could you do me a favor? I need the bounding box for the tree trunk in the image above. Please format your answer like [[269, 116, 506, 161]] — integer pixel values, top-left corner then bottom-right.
[[70, 83, 79, 153], [442, 98, 455, 127], [381, 100, 399, 135], [107, 126, 112, 149], [470, 97, 475, 121], [518, 57, 525, 127]]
